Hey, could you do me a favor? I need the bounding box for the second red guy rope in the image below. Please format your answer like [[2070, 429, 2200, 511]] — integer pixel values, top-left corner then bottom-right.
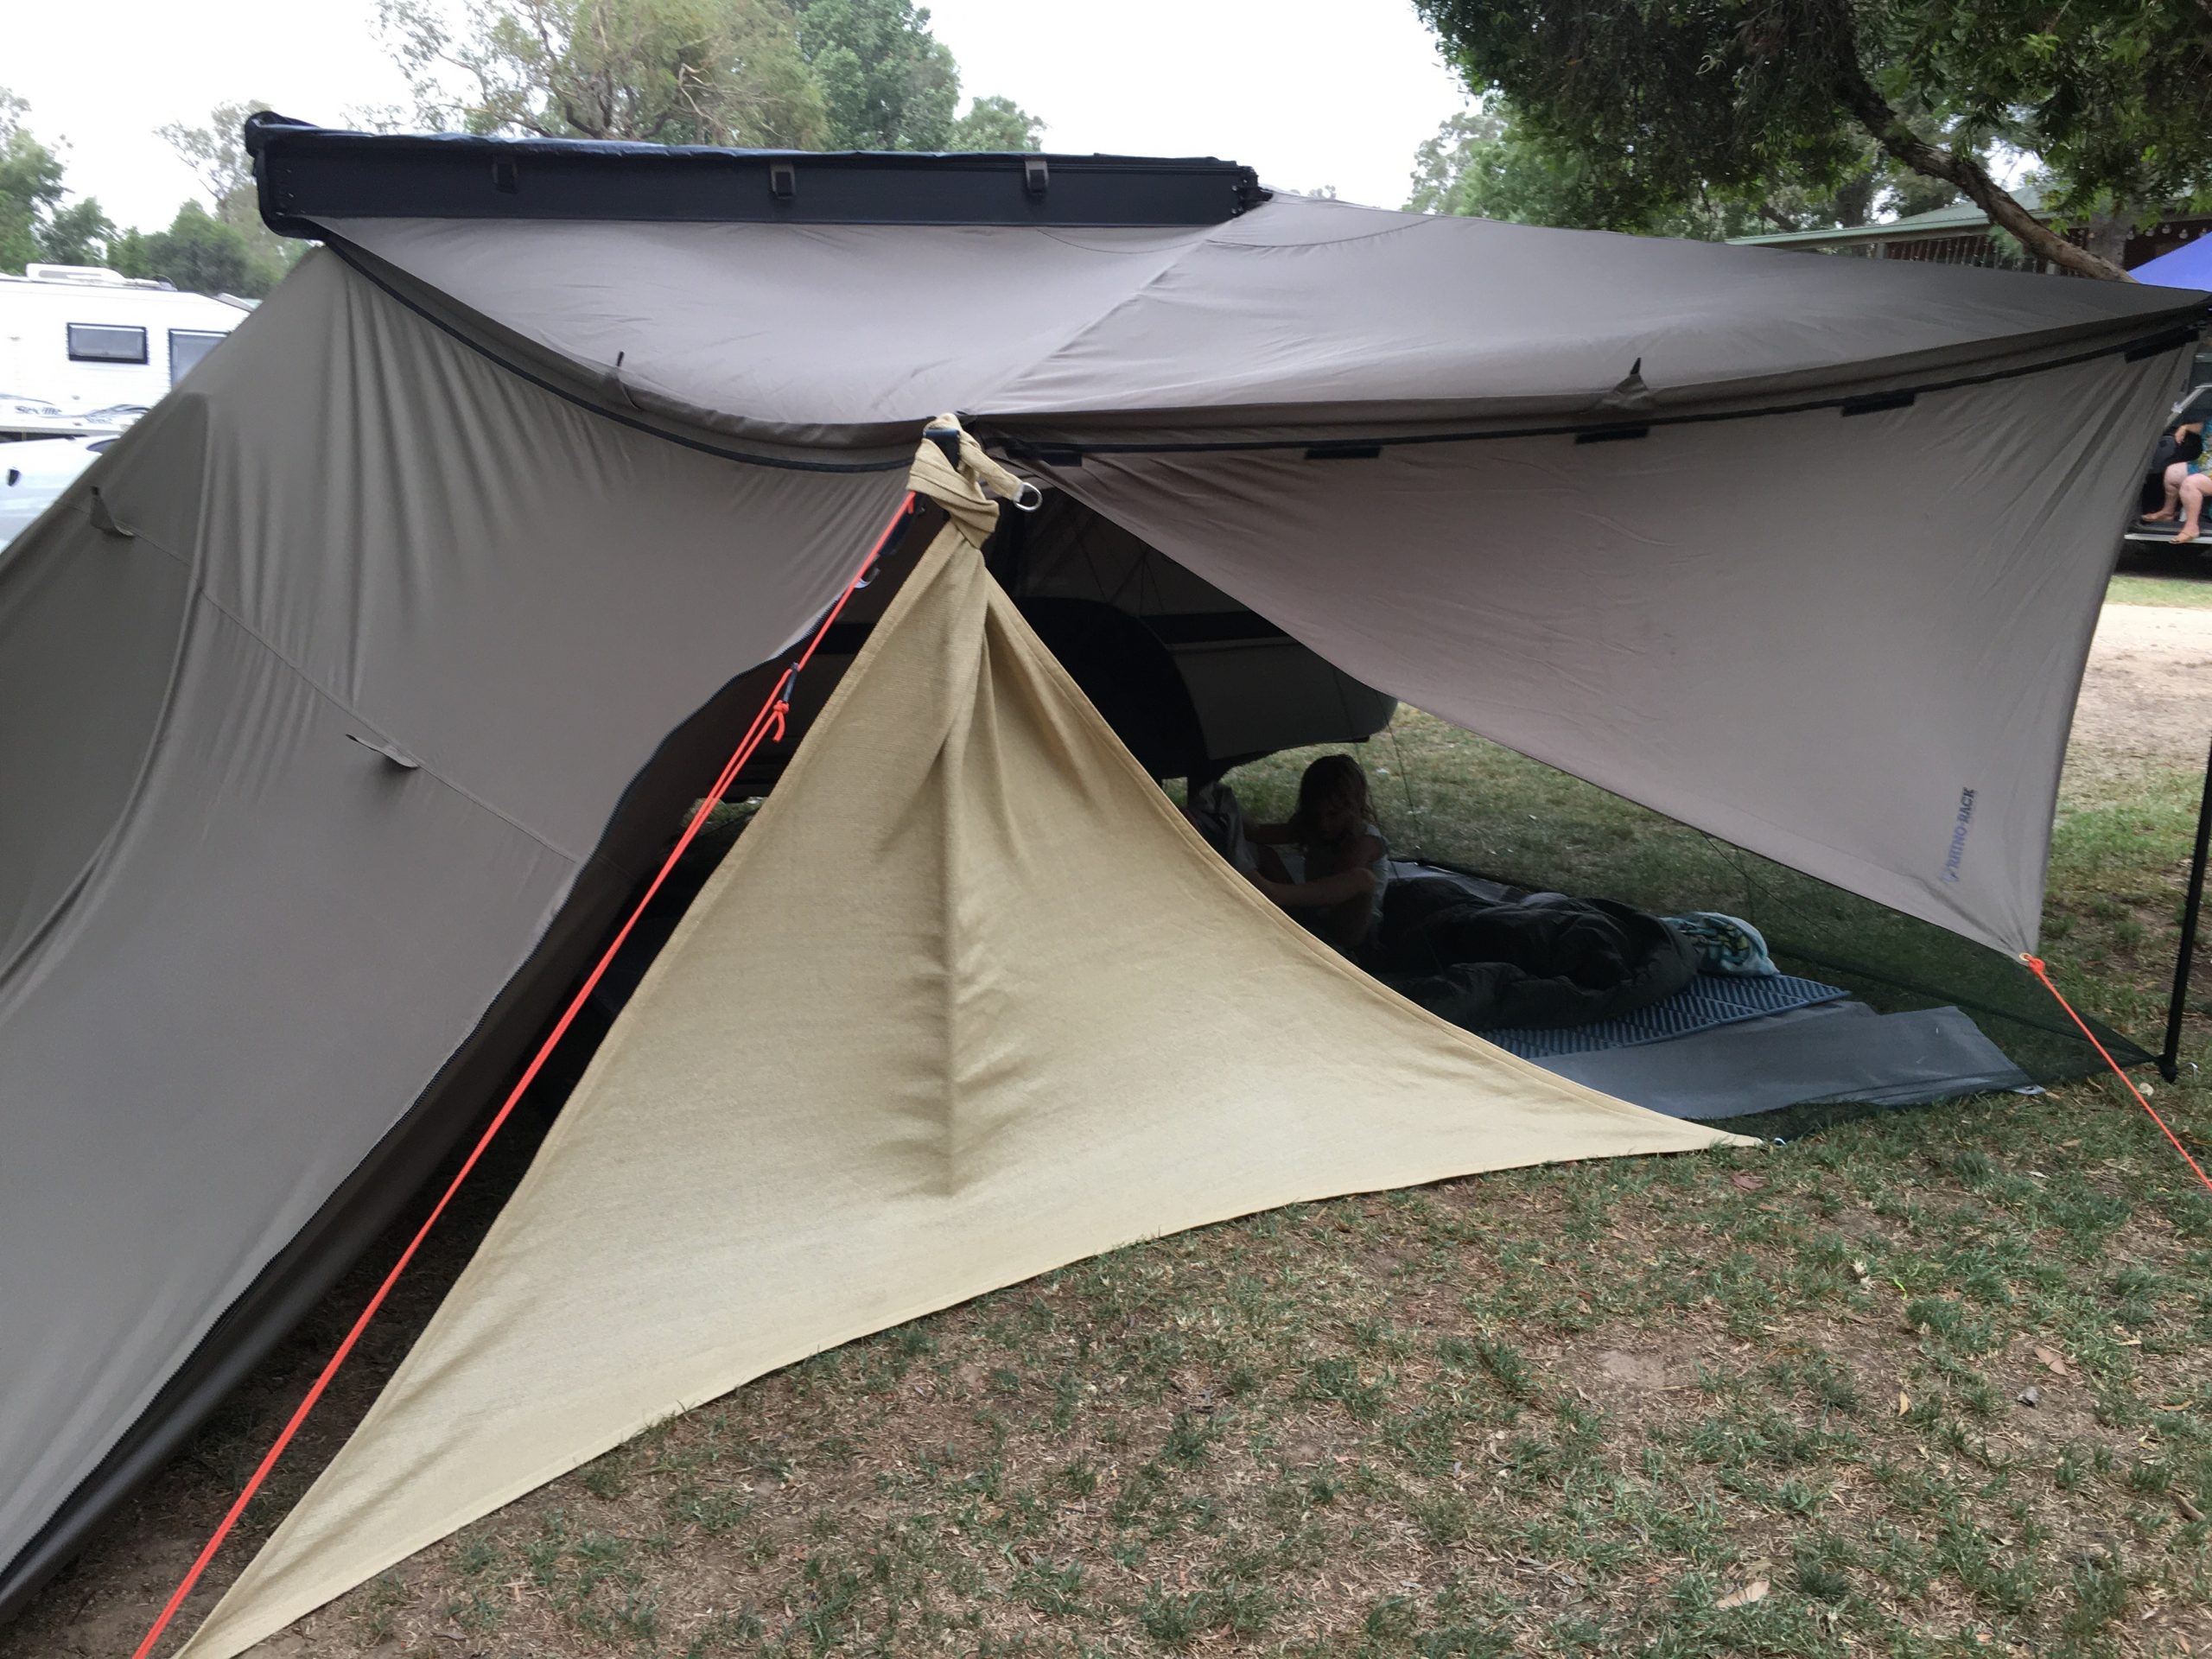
[[2023, 951, 2212, 1198]]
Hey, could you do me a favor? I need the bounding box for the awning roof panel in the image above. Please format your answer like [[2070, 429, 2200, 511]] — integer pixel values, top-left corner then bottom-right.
[[327, 194, 2203, 440]]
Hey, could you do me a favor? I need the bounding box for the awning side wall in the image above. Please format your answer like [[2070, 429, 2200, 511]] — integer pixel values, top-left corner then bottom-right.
[[0, 249, 906, 1595], [1017, 340, 2190, 955]]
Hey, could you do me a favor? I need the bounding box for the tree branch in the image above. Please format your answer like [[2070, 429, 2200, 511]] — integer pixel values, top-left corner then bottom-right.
[[1821, 21, 2131, 280]]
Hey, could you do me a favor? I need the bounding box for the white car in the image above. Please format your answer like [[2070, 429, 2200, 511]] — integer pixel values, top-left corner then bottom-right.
[[0, 435, 111, 550]]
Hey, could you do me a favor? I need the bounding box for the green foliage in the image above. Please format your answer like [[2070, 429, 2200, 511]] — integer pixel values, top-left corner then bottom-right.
[[1883, 1, 2212, 220], [949, 92, 1041, 153], [0, 89, 69, 273], [1404, 105, 1612, 230], [37, 198, 115, 266], [158, 100, 260, 210], [0, 92, 297, 287], [157, 99, 302, 281], [378, 0, 827, 144], [1413, 0, 2207, 276], [1404, 98, 1955, 238], [374, 0, 1039, 154], [795, 0, 958, 149], [110, 202, 280, 298], [1414, 3, 1878, 227]]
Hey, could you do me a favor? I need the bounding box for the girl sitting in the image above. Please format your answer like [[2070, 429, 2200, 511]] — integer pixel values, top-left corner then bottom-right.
[[1190, 753, 1389, 955]]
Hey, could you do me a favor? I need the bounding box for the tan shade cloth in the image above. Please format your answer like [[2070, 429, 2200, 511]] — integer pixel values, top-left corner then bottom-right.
[[908, 414, 1029, 543], [181, 498, 1741, 1659]]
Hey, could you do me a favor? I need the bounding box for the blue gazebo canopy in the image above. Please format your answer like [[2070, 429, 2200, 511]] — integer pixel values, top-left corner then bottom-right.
[[2133, 235, 2212, 289]]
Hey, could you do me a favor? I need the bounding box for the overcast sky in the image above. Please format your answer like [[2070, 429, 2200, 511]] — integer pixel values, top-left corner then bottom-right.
[[6, 0, 1471, 233]]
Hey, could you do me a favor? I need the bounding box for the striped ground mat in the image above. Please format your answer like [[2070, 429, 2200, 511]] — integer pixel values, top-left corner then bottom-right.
[[1484, 972, 1850, 1060]]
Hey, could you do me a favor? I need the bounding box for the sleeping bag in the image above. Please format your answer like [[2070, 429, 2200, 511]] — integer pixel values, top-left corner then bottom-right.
[[1373, 878, 1700, 1032]]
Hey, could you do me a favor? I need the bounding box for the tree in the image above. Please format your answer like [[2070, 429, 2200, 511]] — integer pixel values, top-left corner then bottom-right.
[[949, 92, 1041, 153], [1413, 0, 2212, 279], [158, 100, 260, 210], [378, 0, 828, 145], [1406, 100, 1950, 239], [789, 0, 1045, 151], [1406, 105, 1611, 229], [794, 0, 1044, 150], [158, 100, 305, 277], [110, 201, 279, 298], [38, 197, 114, 265], [375, 0, 1041, 156], [794, 0, 955, 149], [0, 90, 67, 273]]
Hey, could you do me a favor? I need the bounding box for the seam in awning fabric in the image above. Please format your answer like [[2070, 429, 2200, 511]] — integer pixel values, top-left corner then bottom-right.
[[987, 322, 2206, 461]]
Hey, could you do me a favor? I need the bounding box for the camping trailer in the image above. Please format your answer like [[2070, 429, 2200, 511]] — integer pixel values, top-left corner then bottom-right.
[[0, 264, 251, 437], [3, 116, 2208, 1653]]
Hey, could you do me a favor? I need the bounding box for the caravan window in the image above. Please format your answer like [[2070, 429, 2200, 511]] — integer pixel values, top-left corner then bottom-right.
[[67, 323, 149, 365], [168, 329, 225, 384]]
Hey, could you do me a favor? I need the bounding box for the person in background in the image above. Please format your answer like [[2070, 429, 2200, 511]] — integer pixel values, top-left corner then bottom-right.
[[1209, 753, 1389, 956], [2142, 419, 2207, 528]]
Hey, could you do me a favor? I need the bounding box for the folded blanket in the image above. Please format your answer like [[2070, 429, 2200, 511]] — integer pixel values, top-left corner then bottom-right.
[[1373, 878, 1700, 1033]]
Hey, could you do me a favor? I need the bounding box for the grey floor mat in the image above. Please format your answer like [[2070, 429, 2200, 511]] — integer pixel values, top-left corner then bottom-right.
[[1536, 1001, 2032, 1121]]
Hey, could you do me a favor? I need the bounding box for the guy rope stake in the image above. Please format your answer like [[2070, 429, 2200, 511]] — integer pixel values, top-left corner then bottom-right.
[[2023, 952, 2212, 1198], [130, 492, 917, 1659]]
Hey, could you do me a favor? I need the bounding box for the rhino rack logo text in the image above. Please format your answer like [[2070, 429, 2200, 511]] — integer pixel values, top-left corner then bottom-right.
[[1941, 787, 1977, 885]]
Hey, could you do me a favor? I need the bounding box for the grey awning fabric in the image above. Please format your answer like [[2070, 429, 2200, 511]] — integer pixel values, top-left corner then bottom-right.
[[326, 195, 2197, 437], [0, 249, 908, 1600], [330, 199, 2198, 954], [1015, 334, 2171, 956]]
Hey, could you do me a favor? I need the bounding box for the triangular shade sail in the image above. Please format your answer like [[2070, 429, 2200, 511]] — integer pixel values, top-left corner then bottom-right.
[[181, 510, 1740, 1658]]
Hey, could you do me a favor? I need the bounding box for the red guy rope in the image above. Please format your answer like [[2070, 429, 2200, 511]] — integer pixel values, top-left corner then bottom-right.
[[2022, 952, 2212, 1198], [132, 492, 917, 1659]]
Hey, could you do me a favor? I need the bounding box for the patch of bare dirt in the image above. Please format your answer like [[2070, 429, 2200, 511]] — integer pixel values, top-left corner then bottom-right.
[[1590, 1345, 1704, 1394], [2065, 603, 2212, 785]]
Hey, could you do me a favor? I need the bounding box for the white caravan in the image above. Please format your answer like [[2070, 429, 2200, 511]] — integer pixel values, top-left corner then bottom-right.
[[0, 264, 251, 438]]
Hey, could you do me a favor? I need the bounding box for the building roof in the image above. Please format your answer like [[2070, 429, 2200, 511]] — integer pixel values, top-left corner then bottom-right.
[[1727, 188, 2047, 249]]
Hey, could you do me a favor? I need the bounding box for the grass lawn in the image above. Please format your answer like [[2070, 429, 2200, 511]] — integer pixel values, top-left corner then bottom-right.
[[26, 670, 2212, 1657], [2107, 571, 2212, 610]]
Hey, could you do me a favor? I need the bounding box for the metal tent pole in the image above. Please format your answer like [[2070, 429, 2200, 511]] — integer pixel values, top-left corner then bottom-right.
[[2161, 733, 2212, 1081]]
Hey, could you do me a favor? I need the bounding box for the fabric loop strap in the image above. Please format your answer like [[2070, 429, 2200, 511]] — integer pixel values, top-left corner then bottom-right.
[[909, 414, 1027, 548]]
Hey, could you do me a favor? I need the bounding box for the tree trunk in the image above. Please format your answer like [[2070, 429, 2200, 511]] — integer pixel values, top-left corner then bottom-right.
[[1825, 39, 2133, 280], [2081, 209, 2136, 270]]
